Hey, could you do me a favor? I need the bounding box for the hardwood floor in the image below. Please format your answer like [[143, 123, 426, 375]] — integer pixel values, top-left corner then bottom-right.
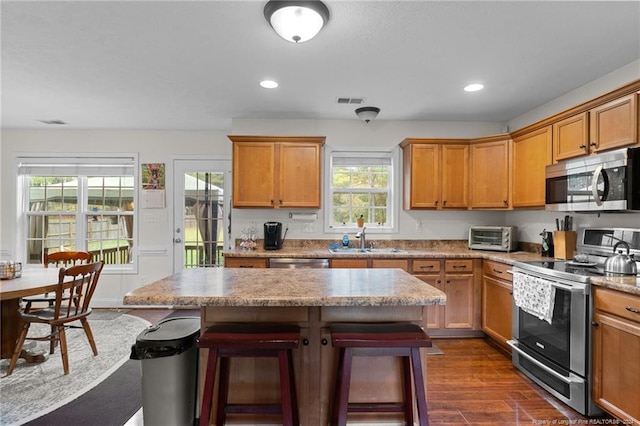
[[126, 309, 615, 425], [426, 339, 614, 425]]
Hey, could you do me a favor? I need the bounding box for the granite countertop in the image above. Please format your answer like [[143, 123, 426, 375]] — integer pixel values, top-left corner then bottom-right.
[[591, 275, 640, 296], [223, 240, 546, 266], [123, 268, 447, 307]]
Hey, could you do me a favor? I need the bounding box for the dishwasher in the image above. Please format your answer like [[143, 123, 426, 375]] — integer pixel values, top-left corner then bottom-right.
[[268, 258, 329, 269]]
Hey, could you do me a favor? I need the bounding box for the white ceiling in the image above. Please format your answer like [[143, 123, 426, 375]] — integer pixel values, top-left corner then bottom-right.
[[2, 1, 639, 131]]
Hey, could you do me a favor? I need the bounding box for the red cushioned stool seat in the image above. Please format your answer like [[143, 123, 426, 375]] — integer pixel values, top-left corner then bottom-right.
[[329, 322, 432, 426], [197, 323, 301, 426]]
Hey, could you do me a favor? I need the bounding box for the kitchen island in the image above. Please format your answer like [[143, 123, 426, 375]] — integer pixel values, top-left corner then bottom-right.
[[124, 267, 446, 425]]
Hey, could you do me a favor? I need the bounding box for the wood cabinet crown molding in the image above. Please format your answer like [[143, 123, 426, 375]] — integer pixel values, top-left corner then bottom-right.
[[509, 78, 640, 139], [228, 135, 326, 144]]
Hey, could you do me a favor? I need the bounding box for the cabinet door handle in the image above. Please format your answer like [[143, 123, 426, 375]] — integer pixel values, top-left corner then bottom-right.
[[492, 268, 503, 274], [321, 338, 328, 346], [591, 321, 599, 327], [590, 142, 597, 147], [302, 338, 309, 346], [446, 279, 451, 284], [443, 200, 447, 206], [434, 200, 438, 205], [579, 144, 586, 149], [503, 199, 508, 205], [626, 306, 640, 314], [437, 280, 442, 284], [279, 199, 283, 205], [270, 199, 275, 205]]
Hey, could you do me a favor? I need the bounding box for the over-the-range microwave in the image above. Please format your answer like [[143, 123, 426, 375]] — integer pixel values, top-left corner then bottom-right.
[[545, 146, 640, 212], [468, 226, 518, 252]]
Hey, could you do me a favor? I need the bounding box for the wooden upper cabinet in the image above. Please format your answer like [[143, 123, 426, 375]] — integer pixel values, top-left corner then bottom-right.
[[590, 93, 638, 153], [553, 93, 638, 161], [400, 139, 468, 210], [441, 144, 469, 209], [469, 136, 511, 209], [229, 135, 325, 208], [512, 126, 552, 208], [553, 112, 589, 161]]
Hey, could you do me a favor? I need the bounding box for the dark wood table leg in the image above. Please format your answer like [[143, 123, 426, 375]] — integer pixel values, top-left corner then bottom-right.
[[1, 298, 46, 363]]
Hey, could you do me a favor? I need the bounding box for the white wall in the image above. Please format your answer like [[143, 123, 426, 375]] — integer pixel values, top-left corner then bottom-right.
[[507, 59, 640, 132], [230, 118, 507, 242], [0, 129, 230, 306]]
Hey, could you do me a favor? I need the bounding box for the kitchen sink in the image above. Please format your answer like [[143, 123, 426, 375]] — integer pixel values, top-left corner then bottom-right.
[[328, 247, 408, 254]]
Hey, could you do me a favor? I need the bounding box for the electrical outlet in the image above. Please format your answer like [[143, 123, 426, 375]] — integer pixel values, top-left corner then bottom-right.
[[416, 220, 423, 233], [303, 222, 314, 233]]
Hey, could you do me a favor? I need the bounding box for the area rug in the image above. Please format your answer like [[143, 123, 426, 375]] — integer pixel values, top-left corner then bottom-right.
[[0, 310, 150, 426]]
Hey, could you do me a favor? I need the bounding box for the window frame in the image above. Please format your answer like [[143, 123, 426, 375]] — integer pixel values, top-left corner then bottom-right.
[[323, 147, 400, 234], [15, 153, 139, 274]]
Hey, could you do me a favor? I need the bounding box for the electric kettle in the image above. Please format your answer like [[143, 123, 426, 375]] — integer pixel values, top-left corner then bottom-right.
[[604, 241, 638, 275]]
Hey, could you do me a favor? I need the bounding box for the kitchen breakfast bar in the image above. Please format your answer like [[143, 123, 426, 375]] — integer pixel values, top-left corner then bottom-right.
[[123, 267, 446, 425]]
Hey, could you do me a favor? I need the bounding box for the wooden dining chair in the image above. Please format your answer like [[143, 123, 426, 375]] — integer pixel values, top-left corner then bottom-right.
[[23, 251, 93, 313], [7, 261, 105, 376]]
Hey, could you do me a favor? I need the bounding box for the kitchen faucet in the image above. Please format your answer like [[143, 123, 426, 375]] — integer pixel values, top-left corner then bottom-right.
[[356, 226, 366, 250]]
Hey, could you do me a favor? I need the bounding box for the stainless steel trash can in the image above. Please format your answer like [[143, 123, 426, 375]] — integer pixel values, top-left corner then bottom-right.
[[131, 316, 201, 426]]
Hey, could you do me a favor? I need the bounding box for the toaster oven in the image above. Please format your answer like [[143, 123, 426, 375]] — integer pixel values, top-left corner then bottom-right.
[[468, 226, 518, 252]]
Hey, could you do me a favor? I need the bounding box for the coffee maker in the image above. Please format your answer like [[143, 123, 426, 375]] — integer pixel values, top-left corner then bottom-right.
[[264, 222, 283, 250]]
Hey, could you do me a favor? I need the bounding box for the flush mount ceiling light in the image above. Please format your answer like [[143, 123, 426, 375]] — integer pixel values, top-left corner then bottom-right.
[[355, 106, 380, 123], [260, 80, 279, 89], [464, 83, 484, 92], [264, 0, 330, 43]]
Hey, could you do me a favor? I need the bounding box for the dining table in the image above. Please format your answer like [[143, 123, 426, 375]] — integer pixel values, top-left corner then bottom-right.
[[0, 267, 61, 361]]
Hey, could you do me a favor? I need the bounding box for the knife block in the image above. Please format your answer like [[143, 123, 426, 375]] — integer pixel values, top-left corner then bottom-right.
[[554, 231, 577, 259]]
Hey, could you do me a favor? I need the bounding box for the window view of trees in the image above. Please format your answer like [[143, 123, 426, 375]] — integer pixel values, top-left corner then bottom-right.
[[330, 162, 391, 228]]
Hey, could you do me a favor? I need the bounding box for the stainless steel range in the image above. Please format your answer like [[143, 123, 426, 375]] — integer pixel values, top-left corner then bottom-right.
[[509, 227, 640, 416]]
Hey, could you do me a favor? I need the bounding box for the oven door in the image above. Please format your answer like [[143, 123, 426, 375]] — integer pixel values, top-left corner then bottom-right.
[[514, 281, 588, 376]]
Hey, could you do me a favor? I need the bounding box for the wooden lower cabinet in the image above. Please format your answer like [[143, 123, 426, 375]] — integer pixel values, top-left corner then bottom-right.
[[224, 257, 268, 268], [592, 287, 640, 425], [413, 258, 480, 336], [481, 260, 513, 352]]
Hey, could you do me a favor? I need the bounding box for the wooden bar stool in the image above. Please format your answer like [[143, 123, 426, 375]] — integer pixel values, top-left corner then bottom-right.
[[329, 322, 432, 426], [197, 323, 301, 426]]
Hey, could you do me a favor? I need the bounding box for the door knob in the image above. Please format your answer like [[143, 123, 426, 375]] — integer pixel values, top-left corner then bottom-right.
[[174, 238, 182, 243]]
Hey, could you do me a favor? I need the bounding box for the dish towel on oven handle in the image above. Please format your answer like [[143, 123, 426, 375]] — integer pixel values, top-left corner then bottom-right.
[[512, 272, 556, 324]]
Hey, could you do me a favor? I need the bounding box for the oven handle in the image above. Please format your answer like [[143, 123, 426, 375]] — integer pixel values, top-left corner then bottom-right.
[[507, 340, 585, 385], [510, 269, 589, 294]]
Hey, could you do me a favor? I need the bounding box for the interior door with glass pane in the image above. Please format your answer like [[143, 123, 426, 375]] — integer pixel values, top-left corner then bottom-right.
[[173, 159, 230, 271]]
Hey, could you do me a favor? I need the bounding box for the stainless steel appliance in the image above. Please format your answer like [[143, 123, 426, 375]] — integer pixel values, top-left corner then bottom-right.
[[545, 146, 640, 212], [264, 222, 283, 250], [468, 226, 518, 252], [509, 227, 640, 416], [269, 258, 329, 268]]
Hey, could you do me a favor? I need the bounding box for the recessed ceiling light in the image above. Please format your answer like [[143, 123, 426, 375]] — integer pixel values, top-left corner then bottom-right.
[[464, 83, 484, 92], [260, 80, 279, 89]]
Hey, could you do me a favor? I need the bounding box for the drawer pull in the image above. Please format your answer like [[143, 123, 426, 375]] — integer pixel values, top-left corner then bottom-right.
[[626, 306, 640, 314], [239, 265, 254, 268], [492, 268, 503, 274], [453, 265, 467, 269], [420, 265, 434, 269]]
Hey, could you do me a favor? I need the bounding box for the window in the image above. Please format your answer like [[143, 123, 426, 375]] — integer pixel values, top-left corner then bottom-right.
[[16, 155, 137, 271], [325, 150, 398, 233]]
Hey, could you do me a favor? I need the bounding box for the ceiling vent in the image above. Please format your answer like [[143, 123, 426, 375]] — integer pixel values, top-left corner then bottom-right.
[[39, 119, 67, 125], [336, 97, 364, 105]]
